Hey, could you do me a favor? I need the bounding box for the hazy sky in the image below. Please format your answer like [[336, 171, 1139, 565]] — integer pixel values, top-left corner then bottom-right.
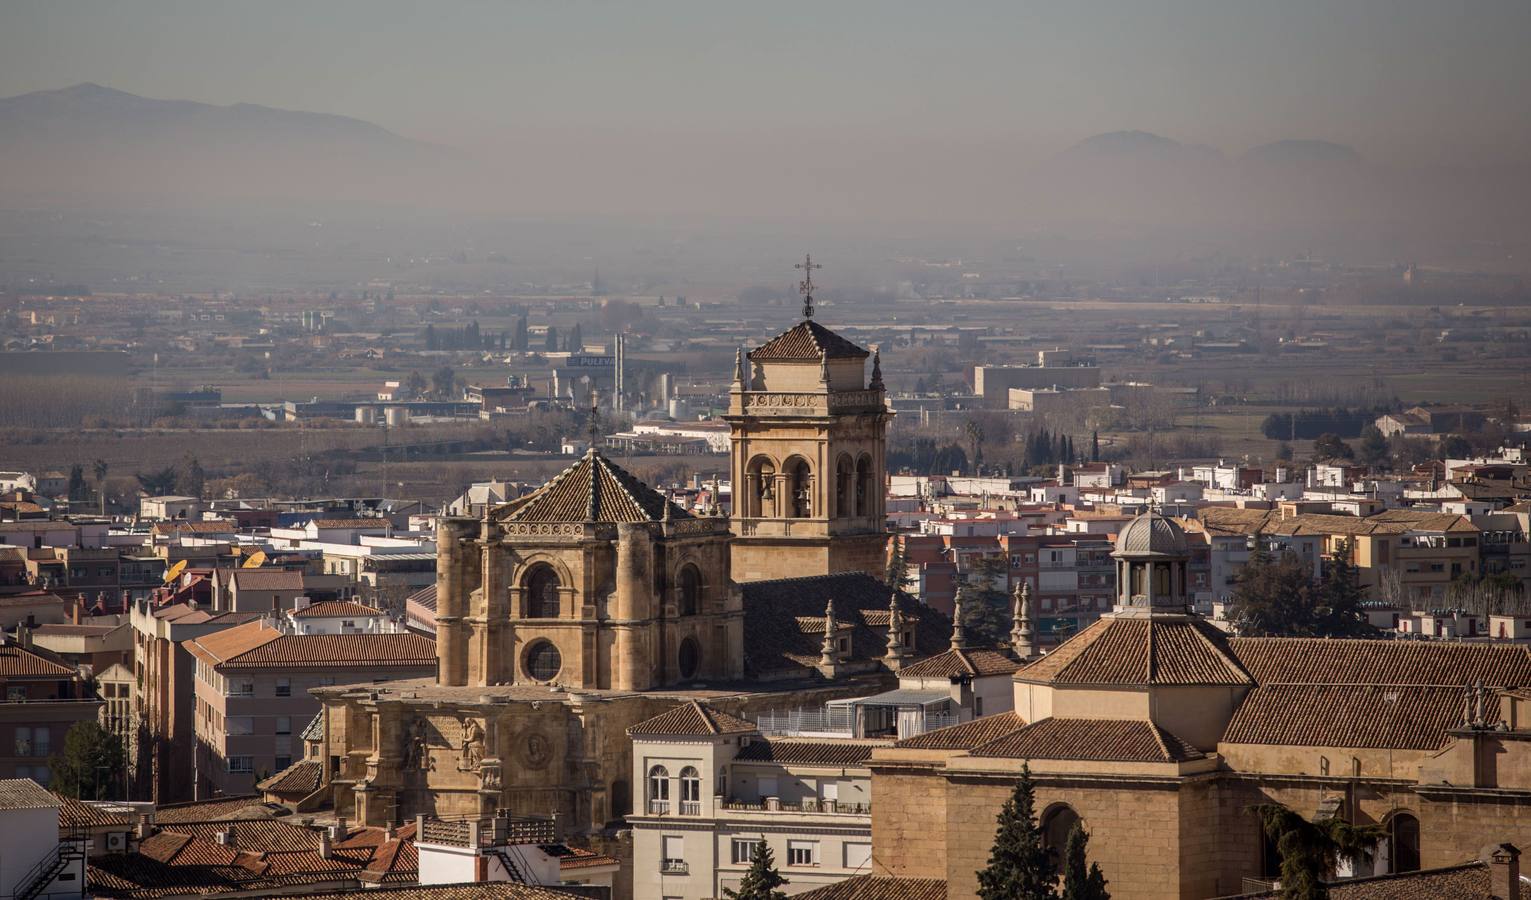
[[4, 0, 1531, 168]]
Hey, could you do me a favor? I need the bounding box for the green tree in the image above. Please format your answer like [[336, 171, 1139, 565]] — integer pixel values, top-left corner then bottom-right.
[[424, 323, 438, 350], [977, 764, 1056, 900], [1274, 441, 1294, 462], [1060, 822, 1110, 900], [1440, 434, 1473, 459], [432, 366, 457, 400], [1230, 544, 1376, 638], [544, 326, 559, 352], [1252, 804, 1380, 900], [92, 459, 109, 515], [404, 370, 428, 399], [136, 466, 179, 496], [176, 455, 205, 499], [1311, 433, 1353, 461], [723, 841, 789, 900], [51, 721, 127, 800], [1356, 426, 1389, 468], [959, 555, 1014, 646], [1090, 430, 1100, 462], [67, 464, 88, 501]]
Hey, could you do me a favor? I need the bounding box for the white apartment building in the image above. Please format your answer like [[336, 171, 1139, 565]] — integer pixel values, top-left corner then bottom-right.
[[627, 702, 881, 900]]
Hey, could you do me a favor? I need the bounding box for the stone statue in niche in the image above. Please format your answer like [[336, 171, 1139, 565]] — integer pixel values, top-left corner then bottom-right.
[[404, 718, 430, 772], [479, 763, 502, 792], [459, 717, 486, 772]]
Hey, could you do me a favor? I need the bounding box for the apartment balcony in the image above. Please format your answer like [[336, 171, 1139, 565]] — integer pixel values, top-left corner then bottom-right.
[[679, 800, 702, 816], [647, 799, 670, 815], [660, 858, 689, 875], [720, 798, 871, 816]]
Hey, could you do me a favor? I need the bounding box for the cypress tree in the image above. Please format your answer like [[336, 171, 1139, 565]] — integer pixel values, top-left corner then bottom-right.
[[976, 764, 1056, 900], [723, 841, 789, 900], [1060, 822, 1109, 900], [1091, 430, 1100, 462]]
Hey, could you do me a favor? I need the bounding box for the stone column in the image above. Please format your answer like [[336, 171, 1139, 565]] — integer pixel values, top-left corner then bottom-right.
[[435, 519, 472, 687]]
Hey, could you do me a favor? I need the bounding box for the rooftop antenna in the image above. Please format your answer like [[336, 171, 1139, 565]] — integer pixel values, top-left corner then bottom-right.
[[796, 253, 821, 320]]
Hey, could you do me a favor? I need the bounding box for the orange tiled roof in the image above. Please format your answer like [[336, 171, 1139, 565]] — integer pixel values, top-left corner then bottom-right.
[[749, 320, 869, 362], [1222, 684, 1497, 750], [255, 760, 323, 795], [291, 599, 383, 619], [229, 569, 305, 592], [1228, 636, 1531, 686], [628, 701, 757, 737], [1016, 616, 1252, 686], [187, 620, 436, 670], [894, 711, 1027, 751], [968, 717, 1205, 763], [495, 450, 689, 524], [899, 647, 1021, 679], [733, 738, 888, 766], [0, 642, 78, 678]]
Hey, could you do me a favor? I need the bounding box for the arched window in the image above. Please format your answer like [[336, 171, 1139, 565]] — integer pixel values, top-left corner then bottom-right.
[[1041, 804, 1081, 875], [525, 565, 561, 619], [523, 640, 562, 683], [855, 454, 873, 518], [678, 637, 701, 680], [747, 456, 776, 518], [679, 766, 701, 814], [835, 455, 854, 518], [647, 765, 670, 814], [679, 566, 702, 616], [787, 457, 813, 518], [1389, 812, 1420, 873]]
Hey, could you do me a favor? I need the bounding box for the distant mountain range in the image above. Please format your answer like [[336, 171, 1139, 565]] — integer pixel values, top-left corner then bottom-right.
[[1056, 129, 1363, 169], [0, 82, 444, 158]]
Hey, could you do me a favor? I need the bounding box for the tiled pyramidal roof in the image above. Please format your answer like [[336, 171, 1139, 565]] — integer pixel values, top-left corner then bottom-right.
[[1016, 616, 1253, 686], [748, 320, 869, 362], [628, 701, 757, 737], [496, 450, 690, 524]]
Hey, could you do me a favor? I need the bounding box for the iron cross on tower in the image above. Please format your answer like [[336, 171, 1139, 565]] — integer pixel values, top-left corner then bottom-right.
[[796, 253, 822, 319]]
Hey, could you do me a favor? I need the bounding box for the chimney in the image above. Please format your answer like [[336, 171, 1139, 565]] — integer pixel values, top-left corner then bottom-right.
[[215, 827, 233, 845], [318, 829, 332, 859], [136, 813, 153, 840], [330, 817, 347, 842], [1488, 843, 1520, 900]]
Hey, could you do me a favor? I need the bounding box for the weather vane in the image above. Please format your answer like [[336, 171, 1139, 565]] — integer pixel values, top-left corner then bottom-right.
[[796, 253, 821, 319]]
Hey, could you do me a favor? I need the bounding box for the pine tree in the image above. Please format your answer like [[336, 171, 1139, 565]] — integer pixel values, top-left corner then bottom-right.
[[51, 721, 126, 800], [425, 323, 438, 350], [568, 323, 583, 353], [977, 764, 1056, 900], [1253, 804, 1380, 900], [1314, 537, 1377, 637], [723, 841, 789, 900], [1060, 822, 1109, 900], [884, 536, 912, 591], [544, 326, 559, 352], [67, 464, 88, 501], [513, 315, 528, 351]]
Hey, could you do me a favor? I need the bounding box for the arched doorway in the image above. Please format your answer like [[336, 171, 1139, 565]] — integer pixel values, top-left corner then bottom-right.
[[1389, 812, 1420, 873]]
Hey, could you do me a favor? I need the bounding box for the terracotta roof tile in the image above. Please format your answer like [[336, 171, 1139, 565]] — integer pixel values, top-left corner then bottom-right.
[[899, 647, 1020, 679], [733, 738, 888, 766], [969, 717, 1205, 763], [749, 320, 870, 362], [291, 599, 384, 619], [0, 643, 77, 678], [1229, 862, 1490, 899], [629, 700, 757, 736], [229, 569, 305, 592], [57, 794, 137, 828], [189, 620, 436, 670], [894, 711, 1027, 751], [0, 778, 62, 809], [791, 875, 949, 900], [300, 884, 581, 900], [1228, 637, 1531, 686], [495, 450, 689, 524], [1222, 684, 1496, 750], [307, 518, 391, 529], [150, 795, 268, 824], [256, 760, 324, 794], [1016, 616, 1252, 686]]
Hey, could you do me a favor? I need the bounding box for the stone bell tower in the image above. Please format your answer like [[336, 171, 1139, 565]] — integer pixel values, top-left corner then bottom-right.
[[725, 255, 893, 582]]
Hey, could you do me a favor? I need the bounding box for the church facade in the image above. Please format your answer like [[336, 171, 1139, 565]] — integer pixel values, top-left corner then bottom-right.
[[298, 299, 948, 900], [866, 511, 1531, 899]]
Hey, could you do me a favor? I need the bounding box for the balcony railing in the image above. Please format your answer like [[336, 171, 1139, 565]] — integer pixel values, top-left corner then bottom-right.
[[721, 799, 871, 815], [755, 707, 854, 737], [647, 799, 670, 815], [660, 859, 689, 875], [679, 800, 702, 816]]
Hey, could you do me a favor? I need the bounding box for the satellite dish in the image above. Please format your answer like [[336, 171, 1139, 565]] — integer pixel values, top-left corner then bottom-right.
[[242, 550, 268, 569], [163, 559, 188, 583]]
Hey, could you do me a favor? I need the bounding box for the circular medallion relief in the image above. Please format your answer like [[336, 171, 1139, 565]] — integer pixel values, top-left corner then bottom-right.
[[520, 732, 553, 769]]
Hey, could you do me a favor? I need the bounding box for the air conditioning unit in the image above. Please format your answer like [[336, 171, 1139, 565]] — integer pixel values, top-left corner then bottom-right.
[[106, 832, 127, 851]]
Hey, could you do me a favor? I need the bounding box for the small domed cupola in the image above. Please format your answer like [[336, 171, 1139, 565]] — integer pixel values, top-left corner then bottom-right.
[[1111, 510, 1191, 616]]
